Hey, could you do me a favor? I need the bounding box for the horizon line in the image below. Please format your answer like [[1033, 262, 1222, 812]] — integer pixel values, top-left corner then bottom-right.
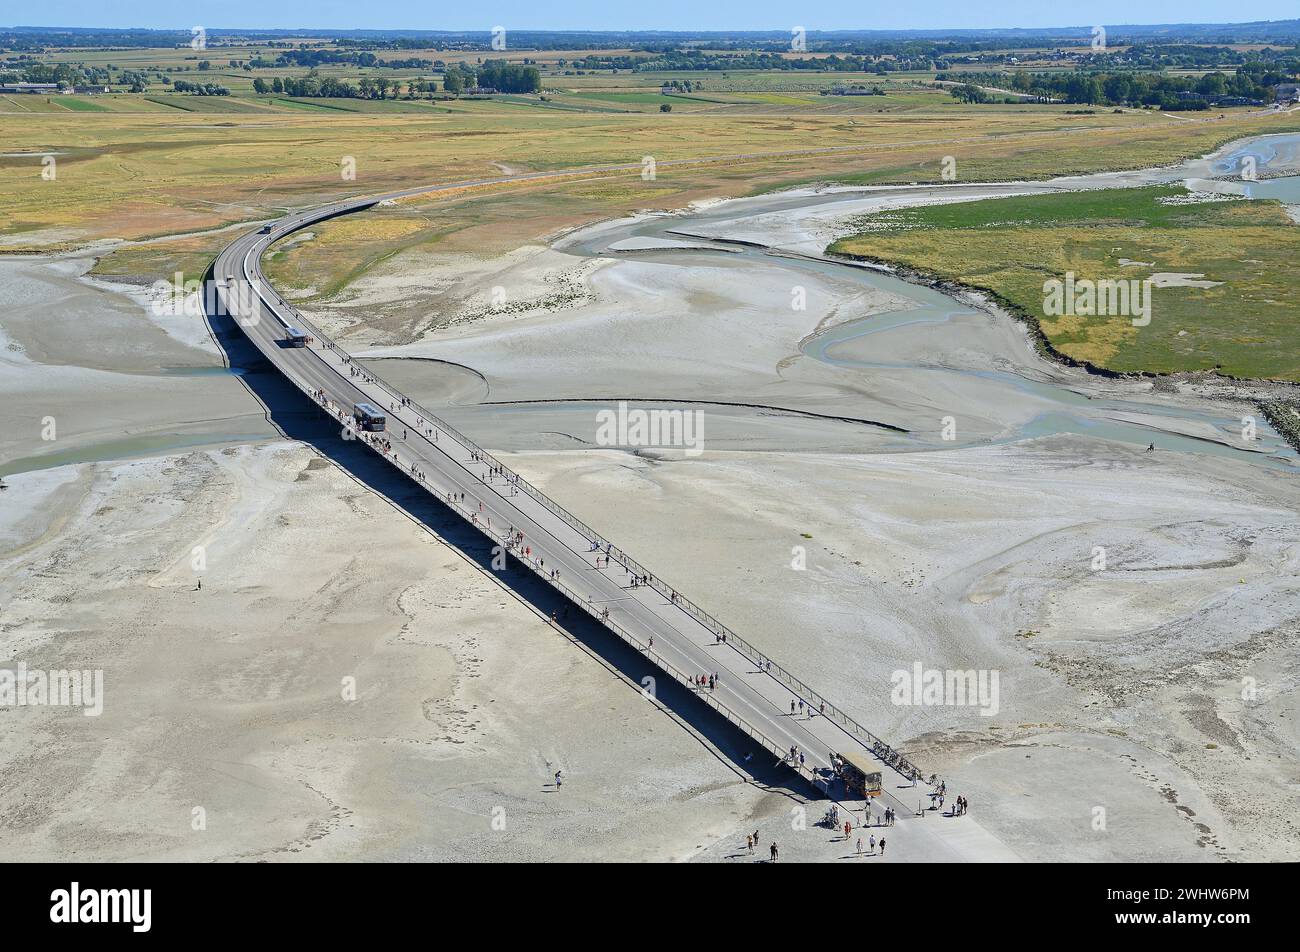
[[5, 18, 1300, 35]]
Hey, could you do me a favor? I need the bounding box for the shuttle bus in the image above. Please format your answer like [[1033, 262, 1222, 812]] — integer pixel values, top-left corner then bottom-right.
[[837, 749, 884, 800], [353, 402, 386, 432], [284, 326, 311, 348]]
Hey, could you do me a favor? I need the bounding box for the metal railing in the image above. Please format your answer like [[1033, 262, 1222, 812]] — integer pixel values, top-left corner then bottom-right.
[[232, 207, 930, 787]]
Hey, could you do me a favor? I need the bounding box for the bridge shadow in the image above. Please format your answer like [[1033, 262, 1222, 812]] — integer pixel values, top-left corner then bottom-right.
[[203, 278, 814, 803]]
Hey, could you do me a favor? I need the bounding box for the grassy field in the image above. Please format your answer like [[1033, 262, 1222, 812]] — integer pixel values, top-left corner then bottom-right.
[[89, 233, 233, 285], [832, 186, 1300, 381], [5, 86, 1299, 255], [260, 154, 832, 298]]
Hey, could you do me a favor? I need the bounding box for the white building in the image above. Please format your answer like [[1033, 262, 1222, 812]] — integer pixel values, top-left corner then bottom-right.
[[0, 82, 61, 94]]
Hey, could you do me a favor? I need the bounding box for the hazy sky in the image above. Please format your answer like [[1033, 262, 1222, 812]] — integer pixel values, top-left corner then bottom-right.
[[8, 2, 1296, 32]]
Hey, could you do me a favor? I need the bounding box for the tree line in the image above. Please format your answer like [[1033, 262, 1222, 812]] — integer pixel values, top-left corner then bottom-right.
[[252, 74, 433, 98], [247, 59, 540, 99], [938, 67, 1295, 107], [171, 80, 231, 96]]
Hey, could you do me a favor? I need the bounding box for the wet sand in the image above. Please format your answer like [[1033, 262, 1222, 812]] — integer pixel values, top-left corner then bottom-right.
[[0, 254, 278, 477]]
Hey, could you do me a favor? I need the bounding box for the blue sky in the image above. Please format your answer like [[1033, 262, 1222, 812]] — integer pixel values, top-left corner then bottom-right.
[[9, 2, 1298, 32]]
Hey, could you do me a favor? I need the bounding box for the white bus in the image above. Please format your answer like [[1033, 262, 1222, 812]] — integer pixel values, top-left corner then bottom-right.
[[353, 402, 386, 432]]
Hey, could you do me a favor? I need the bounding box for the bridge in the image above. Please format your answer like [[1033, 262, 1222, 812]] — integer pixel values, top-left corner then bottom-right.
[[208, 163, 1010, 861]]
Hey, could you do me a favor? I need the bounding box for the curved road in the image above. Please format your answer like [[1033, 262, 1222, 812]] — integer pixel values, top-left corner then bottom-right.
[[209, 158, 1014, 862]]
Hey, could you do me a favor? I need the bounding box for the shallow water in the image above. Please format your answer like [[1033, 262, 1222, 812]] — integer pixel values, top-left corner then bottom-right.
[[0, 430, 272, 479], [1207, 134, 1300, 178], [1245, 174, 1300, 202], [551, 142, 1300, 471]]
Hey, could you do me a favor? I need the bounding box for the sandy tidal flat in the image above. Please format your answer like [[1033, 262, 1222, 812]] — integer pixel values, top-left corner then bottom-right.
[[0, 445, 799, 862]]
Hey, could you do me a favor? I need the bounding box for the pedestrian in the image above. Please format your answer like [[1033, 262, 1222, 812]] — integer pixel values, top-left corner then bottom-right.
[[856, 837, 862, 857], [554, 769, 562, 789], [844, 820, 852, 840], [879, 837, 886, 856], [195, 578, 202, 591], [753, 830, 759, 850], [746, 834, 753, 854], [869, 834, 876, 854], [770, 842, 778, 863]]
